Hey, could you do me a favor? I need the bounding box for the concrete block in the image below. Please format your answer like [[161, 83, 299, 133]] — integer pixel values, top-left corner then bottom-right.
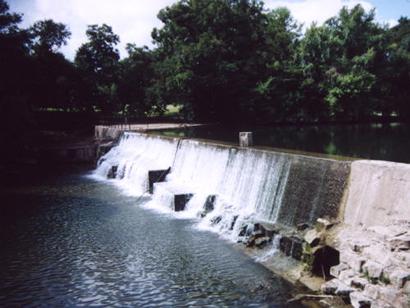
[[107, 165, 118, 179], [148, 168, 171, 193], [174, 193, 193, 211], [239, 132, 253, 147]]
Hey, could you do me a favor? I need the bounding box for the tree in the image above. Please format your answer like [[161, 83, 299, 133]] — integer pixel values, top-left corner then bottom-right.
[[29, 19, 71, 54], [297, 5, 386, 121], [254, 7, 302, 122], [27, 19, 75, 111], [75, 24, 120, 113], [151, 0, 269, 122], [118, 44, 154, 117]]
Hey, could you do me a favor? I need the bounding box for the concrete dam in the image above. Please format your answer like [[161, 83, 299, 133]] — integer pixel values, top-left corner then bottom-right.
[[95, 131, 410, 308]]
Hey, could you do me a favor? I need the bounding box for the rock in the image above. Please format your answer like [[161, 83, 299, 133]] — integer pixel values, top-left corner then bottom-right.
[[389, 234, 410, 251], [340, 251, 366, 273], [335, 282, 355, 297], [348, 239, 372, 253], [279, 236, 293, 256], [260, 223, 278, 238], [351, 278, 368, 290], [404, 280, 410, 295], [362, 244, 393, 266], [290, 237, 304, 261], [107, 165, 118, 179], [316, 218, 334, 231], [230, 215, 238, 230], [339, 269, 356, 282], [297, 223, 310, 231], [377, 286, 403, 307], [255, 236, 271, 248], [304, 229, 322, 247], [321, 279, 339, 295], [211, 216, 222, 225], [363, 261, 383, 281], [363, 284, 380, 300], [202, 195, 216, 216], [330, 263, 349, 277], [389, 270, 410, 288], [350, 291, 372, 308], [238, 225, 247, 237]]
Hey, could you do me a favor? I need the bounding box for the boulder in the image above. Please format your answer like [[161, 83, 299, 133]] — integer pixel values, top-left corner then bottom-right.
[[363, 261, 383, 281], [340, 251, 366, 273], [330, 263, 349, 277], [279, 236, 293, 256], [389, 270, 410, 288], [255, 236, 271, 248], [290, 237, 304, 261], [351, 278, 368, 290], [321, 280, 338, 295], [297, 223, 310, 231], [316, 218, 334, 231], [389, 234, 410, 251], [260, 223, 278, 238], [304, 229, 322, 247], [350, 291, 372, 308]]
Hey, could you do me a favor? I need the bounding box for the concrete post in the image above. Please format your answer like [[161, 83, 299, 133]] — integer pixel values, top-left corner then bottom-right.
[[239, 132, 253, 147]]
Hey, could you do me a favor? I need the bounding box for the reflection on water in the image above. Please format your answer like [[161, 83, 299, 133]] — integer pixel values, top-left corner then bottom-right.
[[0, 170, 302, 307], [156, 123, 410, 163]]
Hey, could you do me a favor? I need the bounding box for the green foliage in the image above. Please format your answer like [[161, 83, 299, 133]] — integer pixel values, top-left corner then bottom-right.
[[74, 24, 120, 113], [0, 0, 409, 125]]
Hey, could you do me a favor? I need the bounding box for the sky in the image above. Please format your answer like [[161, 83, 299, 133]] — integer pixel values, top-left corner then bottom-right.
[[8, 0, 410, 60]]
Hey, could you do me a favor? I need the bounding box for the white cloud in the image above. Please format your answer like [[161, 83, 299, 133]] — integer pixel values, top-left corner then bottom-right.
[[265, 0, 374, 27], [12, 0, 396, 60], [20, 0, 176, 59]]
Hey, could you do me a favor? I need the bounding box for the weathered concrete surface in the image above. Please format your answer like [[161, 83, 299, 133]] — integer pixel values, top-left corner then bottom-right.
[[343, 160, 410, 227]]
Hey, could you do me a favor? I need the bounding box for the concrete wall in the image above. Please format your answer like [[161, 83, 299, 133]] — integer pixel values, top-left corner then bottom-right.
[[342, 160, 410, 227]]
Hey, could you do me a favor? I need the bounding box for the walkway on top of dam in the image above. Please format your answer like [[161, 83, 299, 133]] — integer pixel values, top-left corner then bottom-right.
[[96, 122, 204, 133]]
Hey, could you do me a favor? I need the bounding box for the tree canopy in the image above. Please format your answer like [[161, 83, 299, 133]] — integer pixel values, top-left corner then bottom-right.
[[0, 0, 409, 125]]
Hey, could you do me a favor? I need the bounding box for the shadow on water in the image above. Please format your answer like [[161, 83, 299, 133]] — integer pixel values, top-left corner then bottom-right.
[[0, 168, 306, 307], [155, 122, 410, 163]]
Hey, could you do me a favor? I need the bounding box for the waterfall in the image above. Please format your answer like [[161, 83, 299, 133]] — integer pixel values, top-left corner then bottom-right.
[[94, 132, 349, 241], [94, 132, 178, 196]]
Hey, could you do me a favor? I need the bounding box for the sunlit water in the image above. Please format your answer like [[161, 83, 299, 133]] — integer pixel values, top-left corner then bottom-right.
[[0, 169, 302, 307]]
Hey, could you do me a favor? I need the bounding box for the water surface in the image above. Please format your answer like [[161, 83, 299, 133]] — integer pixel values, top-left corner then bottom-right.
[[0, 169, 302, 307], [155, 123, 410, 163]]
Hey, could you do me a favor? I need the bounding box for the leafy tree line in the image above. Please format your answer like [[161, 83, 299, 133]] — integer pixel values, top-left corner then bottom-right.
[[0, 0, 409, 127]]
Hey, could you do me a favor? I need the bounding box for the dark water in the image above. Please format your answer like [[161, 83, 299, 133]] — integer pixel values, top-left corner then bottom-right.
[[155, 123, 410, 163], [0, 169, 302, 307]]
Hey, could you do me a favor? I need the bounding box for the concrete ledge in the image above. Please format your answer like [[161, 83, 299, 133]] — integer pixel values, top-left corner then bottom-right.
[[148, 168, 171, 194]]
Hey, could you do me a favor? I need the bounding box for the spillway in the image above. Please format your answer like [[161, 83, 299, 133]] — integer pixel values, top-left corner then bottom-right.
[[94, 132, 350, 241]]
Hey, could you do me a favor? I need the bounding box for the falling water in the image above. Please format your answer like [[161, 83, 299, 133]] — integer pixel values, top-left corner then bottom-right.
[[94, 132, 349, 241]]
